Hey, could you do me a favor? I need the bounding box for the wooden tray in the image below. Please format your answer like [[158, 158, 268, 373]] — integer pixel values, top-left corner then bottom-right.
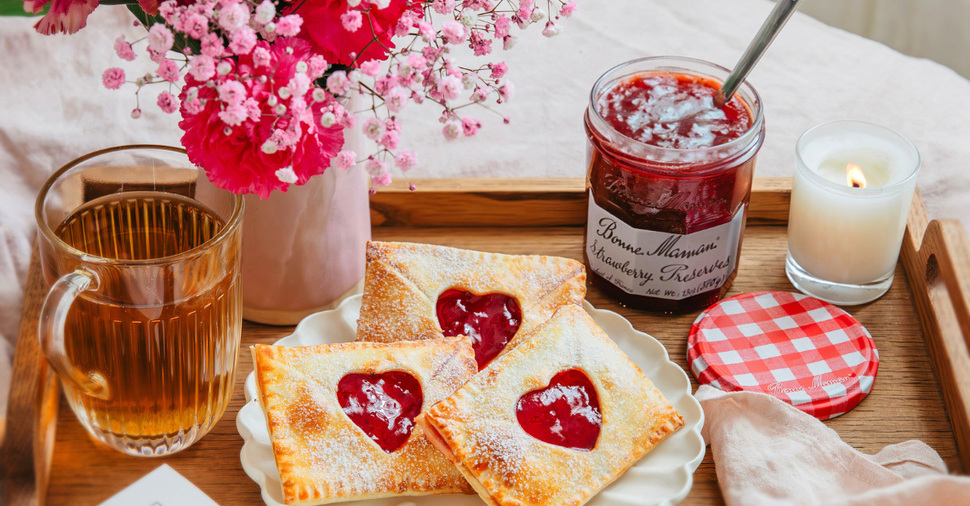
[[3, 178, 969, 505]]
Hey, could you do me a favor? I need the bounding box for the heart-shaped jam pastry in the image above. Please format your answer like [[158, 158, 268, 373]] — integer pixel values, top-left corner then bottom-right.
[[336, 371, 423, 453], [436, 289, 522, 370], [515, 369, 602, 451]]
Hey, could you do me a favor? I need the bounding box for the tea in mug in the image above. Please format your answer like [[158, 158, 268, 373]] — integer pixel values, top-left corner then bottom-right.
[[53, 191, 241, 454]]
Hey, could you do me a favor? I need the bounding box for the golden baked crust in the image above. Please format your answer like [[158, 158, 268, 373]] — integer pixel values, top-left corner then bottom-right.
[[417, 305, 685, 506], [355, 241, 586, 361], [251, 337, 477, 505]]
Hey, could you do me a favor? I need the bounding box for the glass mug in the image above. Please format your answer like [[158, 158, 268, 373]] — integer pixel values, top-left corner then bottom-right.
[[35, 145, 244, 456]]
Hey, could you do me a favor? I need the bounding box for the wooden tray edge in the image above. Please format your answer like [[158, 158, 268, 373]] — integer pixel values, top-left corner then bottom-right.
[[902, 190, 970, 473], [370, 177, 792, 227]]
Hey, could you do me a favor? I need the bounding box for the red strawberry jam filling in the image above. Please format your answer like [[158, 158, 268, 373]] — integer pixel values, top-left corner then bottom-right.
[[515, 369, 602, 450], [436, 289, 522, 369], [337, 371, 423, 453]]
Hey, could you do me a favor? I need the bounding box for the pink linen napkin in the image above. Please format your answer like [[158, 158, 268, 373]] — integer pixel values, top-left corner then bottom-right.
[[696, 385, 970, 505]]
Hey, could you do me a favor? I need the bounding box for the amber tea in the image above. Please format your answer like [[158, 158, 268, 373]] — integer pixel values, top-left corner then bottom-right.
[[52, 191, 242, 455]]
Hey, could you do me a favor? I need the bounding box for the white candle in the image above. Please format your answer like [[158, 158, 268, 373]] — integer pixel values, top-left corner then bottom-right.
[[786, 121, 920, 304]]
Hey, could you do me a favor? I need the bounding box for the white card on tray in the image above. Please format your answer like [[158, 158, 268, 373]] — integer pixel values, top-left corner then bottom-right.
[[99, 464, 218, 506]]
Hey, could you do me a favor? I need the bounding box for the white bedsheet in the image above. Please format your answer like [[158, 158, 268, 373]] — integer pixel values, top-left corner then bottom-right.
[[2, 0, 969, 417]]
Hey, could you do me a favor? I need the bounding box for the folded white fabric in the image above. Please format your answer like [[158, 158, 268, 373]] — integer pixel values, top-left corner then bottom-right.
[[696, 385, 970, 505]]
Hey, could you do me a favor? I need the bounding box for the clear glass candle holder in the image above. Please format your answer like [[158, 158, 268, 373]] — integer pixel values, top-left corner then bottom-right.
[[786, 121, 920, 305]]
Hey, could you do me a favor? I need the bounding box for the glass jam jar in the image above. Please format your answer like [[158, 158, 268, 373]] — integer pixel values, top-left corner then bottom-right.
[[584, 57, 765, 313]]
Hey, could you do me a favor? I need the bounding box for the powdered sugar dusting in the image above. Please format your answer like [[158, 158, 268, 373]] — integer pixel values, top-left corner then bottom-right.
[[357, 241, 586, 365], [252, 337, 477, 502], [423, 304, 684, 505]]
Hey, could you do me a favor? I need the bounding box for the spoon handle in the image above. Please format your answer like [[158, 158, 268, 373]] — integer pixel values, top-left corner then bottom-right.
[[716, 0, 803, 106]]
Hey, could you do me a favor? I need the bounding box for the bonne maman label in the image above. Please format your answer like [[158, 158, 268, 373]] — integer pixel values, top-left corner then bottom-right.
[[586, 192, 745, 300]]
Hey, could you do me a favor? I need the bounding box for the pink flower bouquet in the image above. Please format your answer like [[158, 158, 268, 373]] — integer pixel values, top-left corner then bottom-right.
[[26, 0, 577, 197]]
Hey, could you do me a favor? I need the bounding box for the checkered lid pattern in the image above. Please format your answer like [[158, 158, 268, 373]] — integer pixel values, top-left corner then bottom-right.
[[688, 291, 878, 420]]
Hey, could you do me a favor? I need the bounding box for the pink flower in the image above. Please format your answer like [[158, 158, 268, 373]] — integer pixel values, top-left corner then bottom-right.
[[362, 117, 384, 141], [469, 31, 492, 56], [394, 150, 417, 171], [289, 0, 420, 65], [341, 10, 363, 32], [379, 129, 399, 150], [470, 87, 488, 102], [372, 172, 392, 187], [114, 36, 136, 61], [441, 20, 466, 45], [148, 23, 174, 54], [436, 75, 462, 101], [189, 54, 216, 81], [254, 0, 275, 24], [494, 14, 511, 38], [253, 46, 271, 67], [229, 27, 257, 55], [26, 0, 97, 35], [431, 0, 453, 15], [542, 21, 561, 37], [489, 62, 508, 79], [334, 150, 356, 170], [179, 38, 344, 198], [442, 120, 461, 140], [560, 1, 577, 18], [461, 116, 481, 136], [137, 0, 161, 15], [360, 59, 381, 77], [218, 2, 249, 31], [498, 80, 514, 102], [182, 13, 210, 40], [201, 33, 225, 58], [407, 53, 427, 71], [365, 157, 387, 177], [326, 71, 351, 95], [102, 68, 125, 90], [157, 91, 178, 114], [218, 80, 246, 105], [275, 15, 303, 37], [157, 59, 180, 82], [385, 87, 408, 113]]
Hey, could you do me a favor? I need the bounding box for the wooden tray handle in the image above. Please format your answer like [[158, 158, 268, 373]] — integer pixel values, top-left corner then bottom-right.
[[902, 191, 970, 473]]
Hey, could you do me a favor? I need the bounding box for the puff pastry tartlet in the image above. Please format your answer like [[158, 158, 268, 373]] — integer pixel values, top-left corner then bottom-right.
[[356, 241, 586, 369], [416, 305, 685, 506], [251, 336, 477, 505]]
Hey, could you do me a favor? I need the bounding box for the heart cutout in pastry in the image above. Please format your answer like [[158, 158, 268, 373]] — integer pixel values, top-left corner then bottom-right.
[[436, 289, 522, 369], [337, 371, 424, 453], [515, 369, 602, 450]]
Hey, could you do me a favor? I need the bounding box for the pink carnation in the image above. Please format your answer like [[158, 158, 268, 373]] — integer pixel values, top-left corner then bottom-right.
[[26, 0, 97, 35], [157, 91, 178, 114], [179, 38, 344, 198], [114, 36, 136, 61], [288, 0, 420, 65], [102, 67, 126, 90]]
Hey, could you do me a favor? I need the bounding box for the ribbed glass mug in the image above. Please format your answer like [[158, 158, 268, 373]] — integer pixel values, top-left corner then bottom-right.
[[35, 145, 244, 456]]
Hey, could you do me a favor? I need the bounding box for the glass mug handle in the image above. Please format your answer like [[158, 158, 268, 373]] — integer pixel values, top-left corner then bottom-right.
[[38, 269, 110, 400]]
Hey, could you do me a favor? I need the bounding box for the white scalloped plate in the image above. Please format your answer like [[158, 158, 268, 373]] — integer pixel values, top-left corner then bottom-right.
[[237, 295, 705, 506]]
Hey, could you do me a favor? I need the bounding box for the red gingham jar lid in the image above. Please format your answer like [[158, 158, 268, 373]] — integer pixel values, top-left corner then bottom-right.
[[688, 291, 878, 420]]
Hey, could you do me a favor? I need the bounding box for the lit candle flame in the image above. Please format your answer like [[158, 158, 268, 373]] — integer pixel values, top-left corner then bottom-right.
[[846, 163, 867, 189]]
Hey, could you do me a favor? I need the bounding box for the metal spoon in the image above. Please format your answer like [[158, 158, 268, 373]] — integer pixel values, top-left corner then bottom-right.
[[715, 0, 804, 107]]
